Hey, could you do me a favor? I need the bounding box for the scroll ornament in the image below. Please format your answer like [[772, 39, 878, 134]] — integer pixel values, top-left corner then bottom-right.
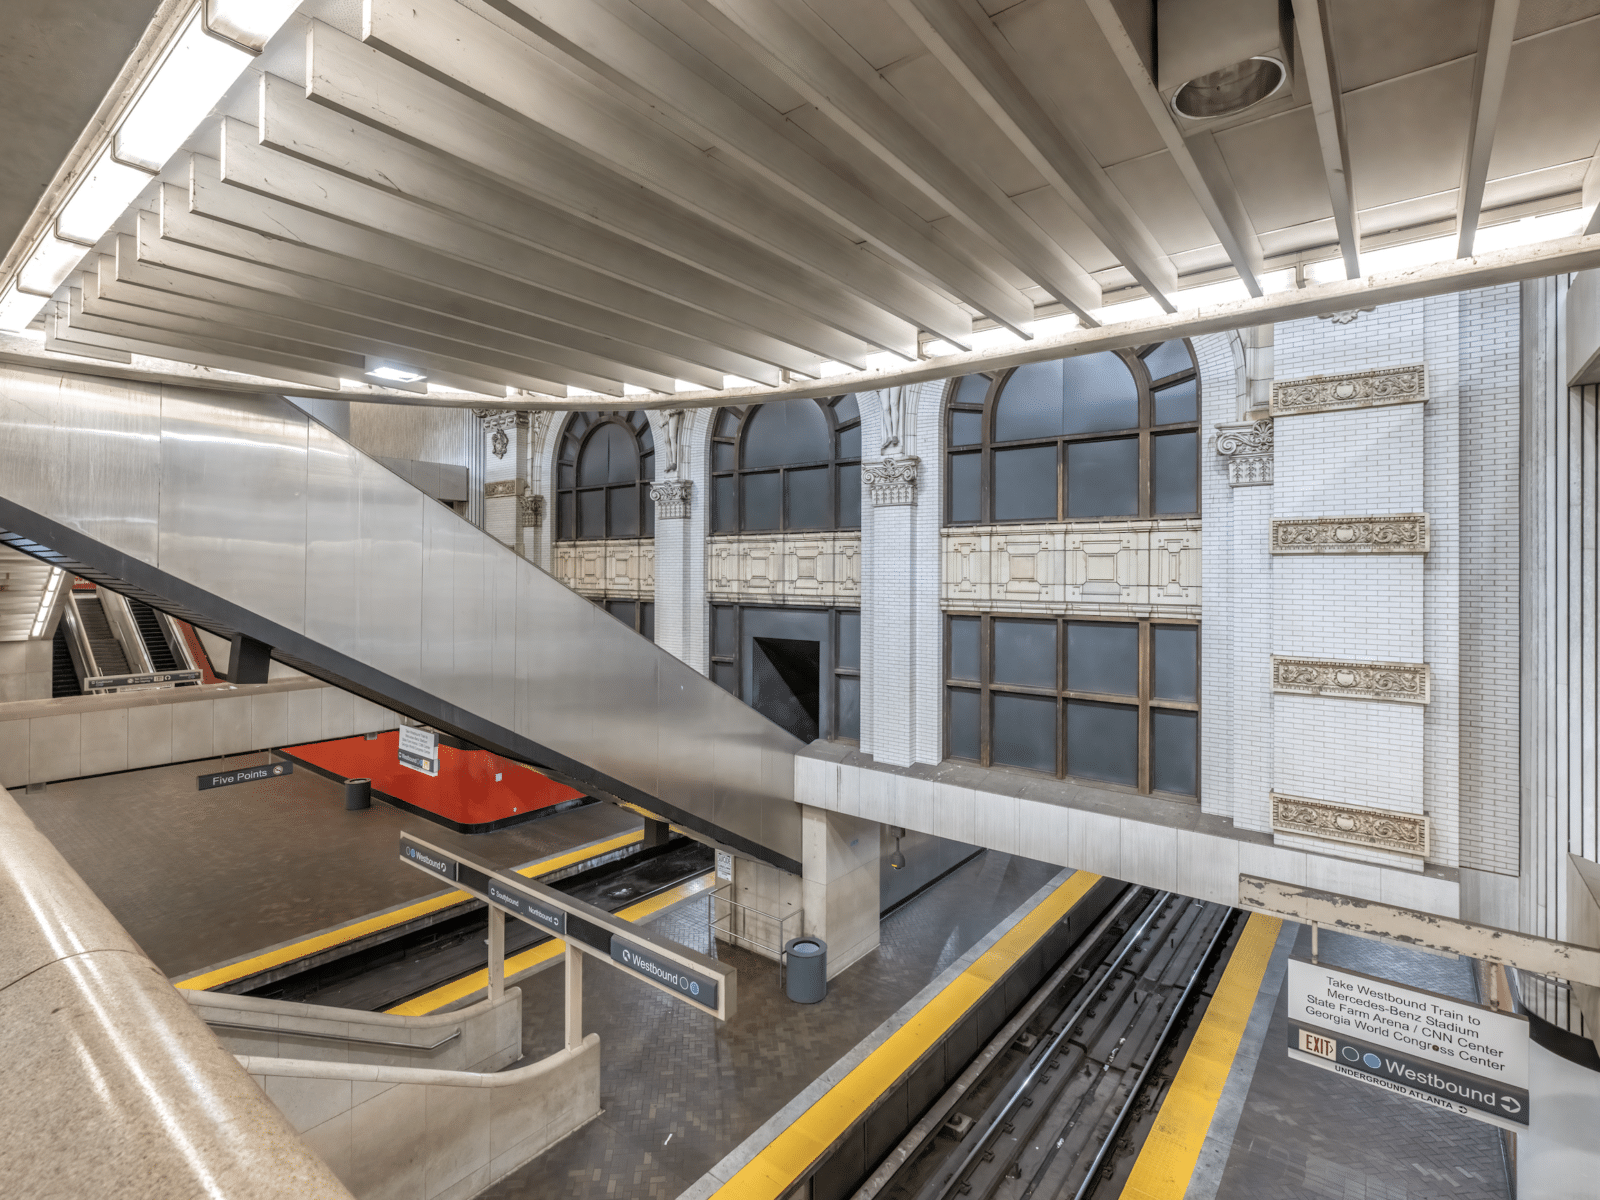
[[1272, 792, 1429, 857]]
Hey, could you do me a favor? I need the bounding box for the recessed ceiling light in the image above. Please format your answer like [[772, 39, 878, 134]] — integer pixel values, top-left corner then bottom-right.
[[1172, 57, 1286, 120], [369, 366, 427, 384]]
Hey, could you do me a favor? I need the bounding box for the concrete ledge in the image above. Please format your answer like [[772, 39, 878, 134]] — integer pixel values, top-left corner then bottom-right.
[[795, 746, 1460, 918]]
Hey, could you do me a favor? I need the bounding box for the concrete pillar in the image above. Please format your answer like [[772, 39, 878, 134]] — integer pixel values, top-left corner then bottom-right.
[[480, 411, 534, 557], [801, 805, 880, 977], [648, 408, 710, 672]]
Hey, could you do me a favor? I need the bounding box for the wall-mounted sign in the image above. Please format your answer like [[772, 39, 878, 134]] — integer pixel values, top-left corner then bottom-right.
[[198, 761, 292, 790], [397, 725, 439, 776], [716, 850, 734, 882]]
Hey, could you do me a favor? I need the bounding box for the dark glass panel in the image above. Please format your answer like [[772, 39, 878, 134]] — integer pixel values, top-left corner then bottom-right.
[[742, 472, 781, 530], [992, 693, 1057, 773], [743, 398, 830, 467], [605, 600, 635, 629], [558, 462, 575, 489], [1142, 339, 1193, 382], [949, 616, 980, 681], [712, 662, 739, 694], [950, 410, 983, 446], [578, 422, 635, 486], [715, 409, 741, 438], [948, 688, 980, 760], [994, 359, 1067, 441], [640, 449, 654, 482], [836, 676, 860, 740], [838, 611, 860, 669], [837, 424, 861, 459], [560, 433, 580, 463], [949, 451, 981, 523], [643, 488, 655, 538], [577, 489, 606, 539], [1153, 432, 1198, 515], [1153, 626, 1198, 701], [1152, 710, 1197, 796], [953, 373, 989, 407], [1152, 378, 1198, 425], [1065, 700, 1137, 785], [993, 619, 1056, 688], [638, 424, 654, 451], [787, 466, 830, 529], [1065, 438, 1138, 517], [837, 463, 861, 529], [713, 475, 737, 532], [569, 412, 592, 432], [556, 492, 573, 540], [832, 393, 860, 423], [713, 442, 736, 471], [993, 445, 1057, 521], [628, 410, 647, 431], [639, 602, 655, 643], [1061, 351, 1139, 433], [712, 605, 737, 659], [607, 485, 639, 537], [1066, 622, 1138, 696]]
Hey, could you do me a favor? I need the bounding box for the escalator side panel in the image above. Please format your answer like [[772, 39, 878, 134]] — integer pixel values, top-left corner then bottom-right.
[[0, 366, 802, 871]]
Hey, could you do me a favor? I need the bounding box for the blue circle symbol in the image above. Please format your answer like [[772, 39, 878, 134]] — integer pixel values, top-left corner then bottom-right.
[[1363, 1053, 1382, 1070], [690, 981, 700, 996], [1341, 1047, 1360, 1062]]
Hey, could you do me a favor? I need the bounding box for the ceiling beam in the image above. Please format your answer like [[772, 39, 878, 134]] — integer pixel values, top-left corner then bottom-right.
[[698, 0, 1102, 320], [886, 0, 1178, 311], [1291, 0, 1360, 278], [1457, 0, 1522, 257]]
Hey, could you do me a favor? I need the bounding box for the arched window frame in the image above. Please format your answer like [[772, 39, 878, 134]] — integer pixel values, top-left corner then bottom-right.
[[709, 396, 863, 534], [943, 342, 1200, 525], [554, 410, 656, 542]]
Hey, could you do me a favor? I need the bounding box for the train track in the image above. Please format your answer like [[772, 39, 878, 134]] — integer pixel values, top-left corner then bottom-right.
[[866, 888, 1239, 1200]]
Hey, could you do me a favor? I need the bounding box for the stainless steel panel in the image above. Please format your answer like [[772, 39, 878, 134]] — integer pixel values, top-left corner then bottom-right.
[[96, 589, 154, 674], [418, 499, 458, 700], [356, 454, 424, 687], [483, 543, 518, 730], [303, 419, 363, 651], [450, 517, 491, 715], [156, 389, 309, 635]]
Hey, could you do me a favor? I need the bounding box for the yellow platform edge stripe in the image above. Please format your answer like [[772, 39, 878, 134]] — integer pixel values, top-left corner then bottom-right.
[[1118, 911, 1283, 1200], [384, 870, 720, 1016], [177, 829, 643, 992], [712, 871, 1103, 1200]]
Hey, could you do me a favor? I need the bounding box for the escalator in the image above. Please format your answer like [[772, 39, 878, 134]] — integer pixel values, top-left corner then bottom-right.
[[72, 593, 131, 676], [51, 625, 81, 698], [128, 598, 181, 673], [0, 365, 803, 872]]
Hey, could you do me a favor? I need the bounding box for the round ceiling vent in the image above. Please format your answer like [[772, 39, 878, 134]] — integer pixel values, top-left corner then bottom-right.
[[1171, 56, 1287, 120]]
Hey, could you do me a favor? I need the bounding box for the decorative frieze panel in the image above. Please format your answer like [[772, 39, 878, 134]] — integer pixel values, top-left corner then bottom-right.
[[706, 532, 861, 604], [1271, 656, 1431, 704], [1272, 792, 1430, 858], [553, 538, 654, 599], [1270, 513, 1429, 555], [941, 520, 1200, 616], [1270, 363, 1426, 416], [484, 478, 521, 500], [1214, 419, 1273, 486]]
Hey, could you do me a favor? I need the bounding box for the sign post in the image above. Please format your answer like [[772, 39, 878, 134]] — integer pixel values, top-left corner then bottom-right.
[[1285, 958, 1528, 1131], [397, 726, 439, 776]]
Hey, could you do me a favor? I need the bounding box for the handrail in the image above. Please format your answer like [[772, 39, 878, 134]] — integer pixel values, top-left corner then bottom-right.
[[203, 1018, 461, 1051]]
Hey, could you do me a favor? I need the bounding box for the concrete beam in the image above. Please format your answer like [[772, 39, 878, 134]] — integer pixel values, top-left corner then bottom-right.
[[1456, 0, 1521, 256], [1291, 0, 1360, 278]]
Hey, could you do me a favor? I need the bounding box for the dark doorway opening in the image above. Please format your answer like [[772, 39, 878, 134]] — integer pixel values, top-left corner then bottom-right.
[[751, 637, 821, 742]]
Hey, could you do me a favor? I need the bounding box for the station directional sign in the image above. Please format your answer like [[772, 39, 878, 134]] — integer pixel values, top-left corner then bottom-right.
[[198, 761, 292, 790], [398, 833, 734, 1021]]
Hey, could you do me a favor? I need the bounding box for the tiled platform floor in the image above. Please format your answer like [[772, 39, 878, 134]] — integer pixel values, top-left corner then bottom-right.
[[10, 751, 638, 977], [1214, 926, 1511, 1200], [480, 850, 1063, 1200]]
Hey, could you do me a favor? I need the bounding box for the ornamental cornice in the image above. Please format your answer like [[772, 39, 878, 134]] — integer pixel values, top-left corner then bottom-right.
[[1272, 656, 1430, 704], [1214, 419, 1273, 487], [1270, 513, 1429, 555], [478, 410, 530, 432], [1271, 792, 1429, 858], [520, 493, 544, 526], [649, 478, 693, 519], [1270, 363, 1426, 416], [865, 455, 919, 506]]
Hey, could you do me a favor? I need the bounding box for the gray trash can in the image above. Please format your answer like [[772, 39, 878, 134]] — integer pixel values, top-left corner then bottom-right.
[[345, 778, 372, 811], [784, 937, 827, 1003]]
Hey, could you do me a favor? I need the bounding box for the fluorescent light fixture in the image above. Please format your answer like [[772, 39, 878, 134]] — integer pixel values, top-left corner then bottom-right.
[[1473, 209, 1586, 255], [56, 147, 153, 244], [0, 283, 48, 333], [205, 0, 302, 52], [115, 9, 252, 172], [368, 365, 427, 383], [30, 568, 64, 639], [17, 235, 88, 296]]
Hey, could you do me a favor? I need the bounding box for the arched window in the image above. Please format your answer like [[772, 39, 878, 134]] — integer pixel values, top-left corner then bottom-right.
[[710, 395, 862, 533], [944, 342, 1199, 524], [555, 411, 655, 541]]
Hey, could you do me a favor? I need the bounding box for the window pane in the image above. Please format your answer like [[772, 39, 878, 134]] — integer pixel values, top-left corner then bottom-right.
[[577, 489, 606, 538], [558, 462, 575, 489], [949, 451, 981, 523], [993, 445, 1057, 521], [743, 399, 830, 467], [1153, 626, 1198, 701], [837, 423, 861, 459], [1065, 438, 1138, 518], [712, 662, 739, 694], [743, 472, 781, 530], [607, 485, 639, 537], [948, 688, 980, 761], [712, 605, 737, 659], [1153, 431, 1198, 515], [1153, 378, 1198, 425], [992, 693, 1057, 773], [995, 360, 1068, 441], [836, 676, 860, 740], [715, 408, 740, 438], [1066, 700, 1137, 785], [953, 374, 989, 407], [640, 449, 655, 482], [787, 466, 829, 529], [713, 442, 736, 471], [713, 475, 737, 533], [950, 410, 983, 446], [1061, 352, 1139, 433], [560, 433, 580, 463], [837, 463, 861, 529], [1143, 339, 1193, 382], [1152, 710, 1197, 796], [605, 600, 635, 628], [639, 602, 655, 643], [643, 487, 655, 538], [838, 611, 861, 670], [557, 492, 574, 540], [1066, 622, 1138, 696], [949, 615, 980, 681], [579, 422, 636, 486], [993, 618, 1056, 688], [833, 393, 860, 423]]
